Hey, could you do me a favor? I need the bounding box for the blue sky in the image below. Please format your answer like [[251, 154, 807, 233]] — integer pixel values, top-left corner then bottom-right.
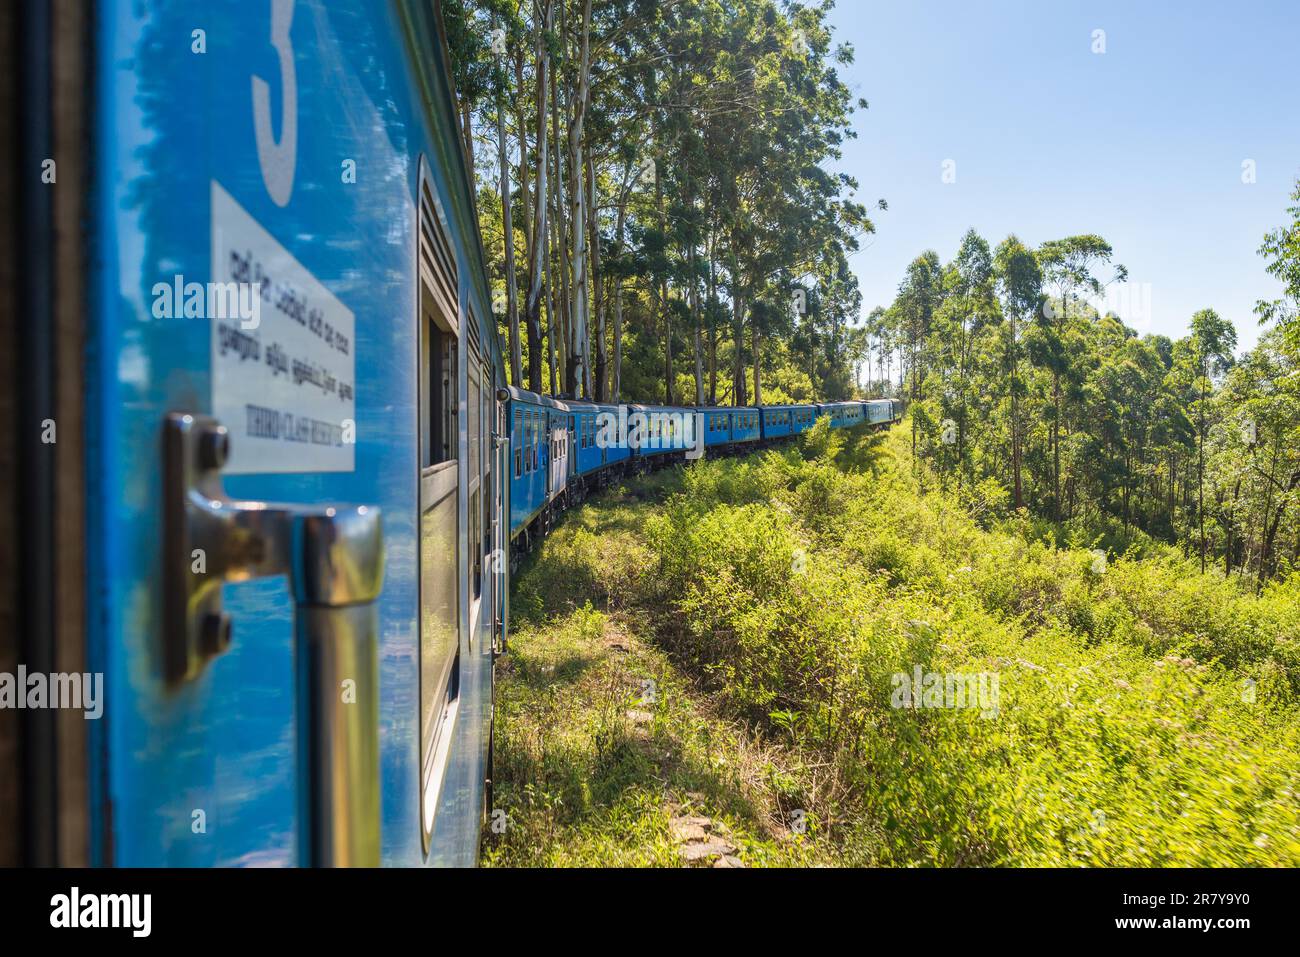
[[828, 0, 1300, 353]]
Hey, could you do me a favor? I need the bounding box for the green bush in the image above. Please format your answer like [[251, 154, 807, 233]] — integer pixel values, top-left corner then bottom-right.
[[642, 424, 1300, 865]]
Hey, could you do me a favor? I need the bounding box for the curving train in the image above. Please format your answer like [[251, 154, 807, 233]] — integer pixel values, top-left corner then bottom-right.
[[504, 391, 898, 558]]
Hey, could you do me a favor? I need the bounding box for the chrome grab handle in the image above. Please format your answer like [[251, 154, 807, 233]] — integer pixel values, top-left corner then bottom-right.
[[163, 413, 383, 867]]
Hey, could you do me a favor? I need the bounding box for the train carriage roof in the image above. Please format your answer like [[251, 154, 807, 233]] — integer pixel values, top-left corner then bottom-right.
[[501, 385, 571, 411]]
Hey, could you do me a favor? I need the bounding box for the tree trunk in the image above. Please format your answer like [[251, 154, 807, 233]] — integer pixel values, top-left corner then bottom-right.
[[732, 289, 746, 406], [1259, 471, 1300, 587], [514, 49, 531, 259], [494, 69, 522, 387], [1052, 369, 1062, 520], [551, 62, 571, 395], [587, 153, 605, 402], [1010, 311, 1023, 508], [707, 243, 718, 404], [689, 236, 704, 406], [1197, 360, 1207, 573], [564, 0, 593, 399], [544, 213, 558, 395], [521, 0, 554, 395], [612, 199, 626, 402]]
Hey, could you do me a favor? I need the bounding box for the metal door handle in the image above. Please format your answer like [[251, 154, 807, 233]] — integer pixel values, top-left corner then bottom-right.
[[163, 413, 383, 867]]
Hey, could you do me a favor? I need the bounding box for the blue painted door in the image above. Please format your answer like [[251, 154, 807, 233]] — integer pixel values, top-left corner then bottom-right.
[[86, 0, 443, 865]]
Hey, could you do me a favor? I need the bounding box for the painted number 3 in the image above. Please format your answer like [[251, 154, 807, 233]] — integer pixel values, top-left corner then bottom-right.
[[252, 0, 297, 207]]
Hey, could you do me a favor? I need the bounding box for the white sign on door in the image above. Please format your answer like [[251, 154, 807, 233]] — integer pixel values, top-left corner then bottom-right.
[[210, 180, 355, 473]]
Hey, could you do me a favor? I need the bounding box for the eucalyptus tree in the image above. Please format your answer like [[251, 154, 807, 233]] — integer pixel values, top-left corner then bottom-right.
[[1188, 308, 1238, 571], [896, 250, 943, 463], [993, 236, 1042, 508], [1035, 235, 1127, 518]]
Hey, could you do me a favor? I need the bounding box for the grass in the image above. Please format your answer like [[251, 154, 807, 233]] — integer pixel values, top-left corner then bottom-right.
[[483, 420, 1300, 867]]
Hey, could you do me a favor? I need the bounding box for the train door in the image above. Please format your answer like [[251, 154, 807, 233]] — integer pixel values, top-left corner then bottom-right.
[[542, 409, 552, 498], [480, 357, 494, 640], [465, 340, 492, 641], [76, 1, 448, 866], [494, 391, 508, 650], [551, 412, 569, 498], [568, 413, 578, 481]]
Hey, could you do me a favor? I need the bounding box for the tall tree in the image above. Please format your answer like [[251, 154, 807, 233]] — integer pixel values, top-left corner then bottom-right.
[[994, 235, 1042, 509]]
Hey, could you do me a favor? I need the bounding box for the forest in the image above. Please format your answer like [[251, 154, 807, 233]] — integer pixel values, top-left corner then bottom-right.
[[444, 0, 1299, 584]]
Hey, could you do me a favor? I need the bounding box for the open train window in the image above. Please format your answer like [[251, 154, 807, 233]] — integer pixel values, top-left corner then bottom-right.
[[417, 158, 461, 851]]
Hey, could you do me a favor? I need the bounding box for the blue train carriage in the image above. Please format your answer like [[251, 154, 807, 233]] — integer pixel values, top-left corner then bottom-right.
[[790, 404, 818, 435], [864, 398, 896, 427], [599, 404, 635, 471], [732, 406, 762, 444], [566, 400, 631, 490], [567, 399, 602, 483], [702, 407, 733, 450], [628, 404, 700, 464], [816, 400, 862, 429], [9, 0, 508, 867], [507, 386, 568, 539], [759, 405, 798, 440]]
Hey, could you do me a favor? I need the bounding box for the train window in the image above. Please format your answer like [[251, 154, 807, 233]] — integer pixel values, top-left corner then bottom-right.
[[514, 410, 522, 477], [421, 322, 457, 467], [416, 158, 461, 851]]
